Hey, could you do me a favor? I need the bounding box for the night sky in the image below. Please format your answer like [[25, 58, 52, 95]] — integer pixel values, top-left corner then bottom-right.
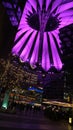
[[0, 3, 16, 58]]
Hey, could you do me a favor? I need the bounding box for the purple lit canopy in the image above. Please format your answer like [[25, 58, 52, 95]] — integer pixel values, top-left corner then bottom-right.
[[12, 0, 73, 71]]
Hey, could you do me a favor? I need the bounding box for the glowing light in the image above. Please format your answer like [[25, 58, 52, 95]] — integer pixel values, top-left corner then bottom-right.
[[51, 0, 62, 13], [28, 0, 37, 11], [46, 0, 51, 11], [28, 86, 43, 93], [49, 32, 62, 70], [2, 90, 9, 109], [51, 30, 61, 48], [38, 0, 43, 10], [20, 31, 37, 61], [30, 32, 40, 65], [12, 29, 34, 55], [69, 117, 72, 124], [42, 33, 50, 71], [12, 0, 73, 71], [15, 26, 31, 41], [58, 10, 73, 19], [56, 1, 73, 14]]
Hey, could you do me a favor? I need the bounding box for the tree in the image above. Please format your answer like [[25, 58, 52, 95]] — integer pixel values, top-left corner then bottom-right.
[[0, 56, 24, 91]]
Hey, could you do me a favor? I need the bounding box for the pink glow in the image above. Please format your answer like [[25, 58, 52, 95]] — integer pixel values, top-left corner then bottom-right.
[[20, 31, 37, 61], [19, 11, 27, 28], [30, 32, 40, 65], [25, 1, 33, 13], [18, 23, 30, 30], [18, 2, 33, 29], [12, 29, 33, 54], [38, 0, 43, 10], [56, 1, 73, 15], [15, 26, 31, 41], [48, 32, 62, 70], [51, 30, 61, 48], [51, 0, 62, 13], [58, 10, 73, 19], [42, 33, 51, 71], [59, 17, 73, 29], [28, 0, 37, 11], [46, 0, 51, 11]]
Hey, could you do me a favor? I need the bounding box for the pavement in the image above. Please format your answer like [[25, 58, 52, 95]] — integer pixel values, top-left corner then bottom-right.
[[0, 110, 73, 130]]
